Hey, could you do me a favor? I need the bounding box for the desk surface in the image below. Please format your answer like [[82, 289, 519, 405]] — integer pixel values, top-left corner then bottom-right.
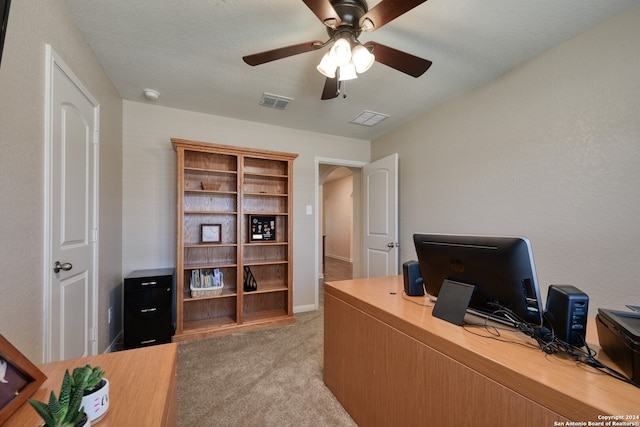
[[5, 343, 178, 427], [325, 276, 639, 421]]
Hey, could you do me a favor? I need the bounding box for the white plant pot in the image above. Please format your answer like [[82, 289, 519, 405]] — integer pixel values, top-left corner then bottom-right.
[[81, 378, 109, 423]]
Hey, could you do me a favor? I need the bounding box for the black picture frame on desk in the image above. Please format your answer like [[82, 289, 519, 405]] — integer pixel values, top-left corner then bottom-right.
[[0, 334, 47, 424]]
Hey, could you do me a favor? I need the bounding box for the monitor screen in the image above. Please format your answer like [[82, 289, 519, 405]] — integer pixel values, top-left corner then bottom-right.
[[413, 233, 543, 326]]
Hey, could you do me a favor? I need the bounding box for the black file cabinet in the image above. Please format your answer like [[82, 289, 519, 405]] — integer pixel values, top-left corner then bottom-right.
[[124, 268, 174, 349]]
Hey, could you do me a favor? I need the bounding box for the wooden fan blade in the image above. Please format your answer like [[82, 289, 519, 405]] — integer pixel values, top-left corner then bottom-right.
[[366, 41, 432, 77], [302, 0, 342, 28], [360, 0, 428, 32], [321, 77, 339, 100], [243, 41, 323, 66]]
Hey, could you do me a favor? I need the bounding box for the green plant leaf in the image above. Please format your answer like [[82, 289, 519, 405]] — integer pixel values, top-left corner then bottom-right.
[[28, 367, 92, 427], [57, 370, 72, 415], [63, 374, 86, 424], [47, 389, 65, 422], [72, 364, 105, 391], [28, 398, 56, 427], [70, 409, 86, 425]]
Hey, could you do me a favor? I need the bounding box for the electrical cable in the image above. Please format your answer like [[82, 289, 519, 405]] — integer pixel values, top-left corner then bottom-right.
[[401, 289, 434, 307], [463, 303, 640, 389]]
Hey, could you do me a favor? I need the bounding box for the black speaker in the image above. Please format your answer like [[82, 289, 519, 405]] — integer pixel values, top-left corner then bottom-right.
[[403, 261, 424, 296], [544, 284, 589, 347]]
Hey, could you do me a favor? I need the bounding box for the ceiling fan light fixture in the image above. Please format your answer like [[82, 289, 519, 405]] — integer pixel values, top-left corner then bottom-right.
[[351, 45, 375, 73], [330, 37, 352, 67], [317, 52, 337, 78], [243, 0, 433, 100], [338, 61, 358, 81]]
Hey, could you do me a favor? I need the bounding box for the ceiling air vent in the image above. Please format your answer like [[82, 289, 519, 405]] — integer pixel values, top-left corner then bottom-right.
[[259, 93, 293, 110], [350, 110, 390, 127]]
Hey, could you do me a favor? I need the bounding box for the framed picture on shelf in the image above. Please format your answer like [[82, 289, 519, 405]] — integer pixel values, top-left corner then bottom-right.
[[201, 224, 222, 243], [249, 215, 276, 242], [0, 334, 47, 424]]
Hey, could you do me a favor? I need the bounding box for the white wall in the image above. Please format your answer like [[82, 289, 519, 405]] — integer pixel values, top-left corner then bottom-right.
[[122, 101, 370, 310], [373, 5, 640, 316], [0, 0, 122, 361], [323, 175, 353, 261]]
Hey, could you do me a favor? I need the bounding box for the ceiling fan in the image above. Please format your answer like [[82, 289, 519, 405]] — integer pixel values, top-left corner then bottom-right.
[[242, 0, 432, 100]]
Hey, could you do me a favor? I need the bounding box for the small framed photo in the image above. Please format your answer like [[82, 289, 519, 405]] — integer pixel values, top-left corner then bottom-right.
[[0, 334, 47, 424], [200, 224, 222, 243]]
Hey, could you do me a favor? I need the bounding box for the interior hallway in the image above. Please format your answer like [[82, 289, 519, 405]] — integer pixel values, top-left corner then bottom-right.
[[320, 256, 353, 307]]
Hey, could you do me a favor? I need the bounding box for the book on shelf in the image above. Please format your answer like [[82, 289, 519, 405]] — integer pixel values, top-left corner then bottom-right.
[[190, 268, 223, 288]]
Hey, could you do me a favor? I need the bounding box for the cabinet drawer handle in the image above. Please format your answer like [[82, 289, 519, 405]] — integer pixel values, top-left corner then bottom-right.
[[140, 281, 157, 286], [140, 339, 156, 345], [140, 308, 157, 313]]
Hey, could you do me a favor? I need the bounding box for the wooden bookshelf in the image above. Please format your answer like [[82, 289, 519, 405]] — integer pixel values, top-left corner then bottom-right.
[[172, 138, 297, 341]]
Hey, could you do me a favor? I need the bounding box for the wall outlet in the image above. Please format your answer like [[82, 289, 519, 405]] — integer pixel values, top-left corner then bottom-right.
[[108, 307, 113, 324]]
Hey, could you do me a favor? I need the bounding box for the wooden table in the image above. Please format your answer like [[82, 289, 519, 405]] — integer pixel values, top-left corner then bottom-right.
[[324, 276, 640, 427], [5, 343, 177, 426]]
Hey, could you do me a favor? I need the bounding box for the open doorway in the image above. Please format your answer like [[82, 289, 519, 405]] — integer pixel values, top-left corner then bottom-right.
[[316, 158, 366, 307], [321, 166, 354, 282], [314, 154, 399, 308]]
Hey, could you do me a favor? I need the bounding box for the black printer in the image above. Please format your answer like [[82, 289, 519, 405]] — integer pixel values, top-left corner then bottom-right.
[[596, 308, 640, 384]]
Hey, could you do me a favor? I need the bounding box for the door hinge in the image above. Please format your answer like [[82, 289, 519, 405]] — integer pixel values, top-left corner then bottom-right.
[[93, 130, 99, 145], [91, 228, 98, 242], [91, 327, 97, 341]]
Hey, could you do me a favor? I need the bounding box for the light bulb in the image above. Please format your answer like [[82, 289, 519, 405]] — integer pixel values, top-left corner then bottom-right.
[[351, 45, 375, 73], [317, 52, 337, 78], [330, 38, 352, 67], [338, 61, 358, 81]]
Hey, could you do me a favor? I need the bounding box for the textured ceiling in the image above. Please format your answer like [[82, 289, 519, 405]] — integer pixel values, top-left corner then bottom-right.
[[63, 0, 639, 141]]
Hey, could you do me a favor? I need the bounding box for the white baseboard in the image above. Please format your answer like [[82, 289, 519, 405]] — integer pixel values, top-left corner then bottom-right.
[[325, 254, 353, 263], [294, 304, 318, 313]]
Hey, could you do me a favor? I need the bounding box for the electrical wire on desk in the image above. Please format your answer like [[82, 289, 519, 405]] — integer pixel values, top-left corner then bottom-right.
[[462, 311, 544, 351], [462, 303, 640, 389], [401, 289, 434, 307]]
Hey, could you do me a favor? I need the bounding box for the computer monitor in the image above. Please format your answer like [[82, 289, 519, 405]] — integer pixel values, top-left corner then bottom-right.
[[412, 233, 543, 326]]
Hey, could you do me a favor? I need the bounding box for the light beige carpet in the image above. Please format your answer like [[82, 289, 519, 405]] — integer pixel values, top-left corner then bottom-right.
[[176, 310, 357, 426]]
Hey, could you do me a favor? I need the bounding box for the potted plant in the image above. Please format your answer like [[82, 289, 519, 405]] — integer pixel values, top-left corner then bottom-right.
[[28, 369, 89, 427], [71, 365, 109, 424]]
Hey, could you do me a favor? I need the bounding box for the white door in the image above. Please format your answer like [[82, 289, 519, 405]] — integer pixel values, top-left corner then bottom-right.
[[44, 45, 99, 362], [363, 153, 399, 277]]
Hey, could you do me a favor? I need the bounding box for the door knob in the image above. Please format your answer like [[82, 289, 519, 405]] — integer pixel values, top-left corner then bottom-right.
[[53, 261, 73, 273]]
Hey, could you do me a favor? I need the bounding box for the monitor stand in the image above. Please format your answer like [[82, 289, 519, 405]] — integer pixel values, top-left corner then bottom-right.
[[432, 279, 476, 326]]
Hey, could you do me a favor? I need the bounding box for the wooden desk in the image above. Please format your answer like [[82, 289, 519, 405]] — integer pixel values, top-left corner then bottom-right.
[[324, 276, 640, 427], [5, 343, 178, 427]]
